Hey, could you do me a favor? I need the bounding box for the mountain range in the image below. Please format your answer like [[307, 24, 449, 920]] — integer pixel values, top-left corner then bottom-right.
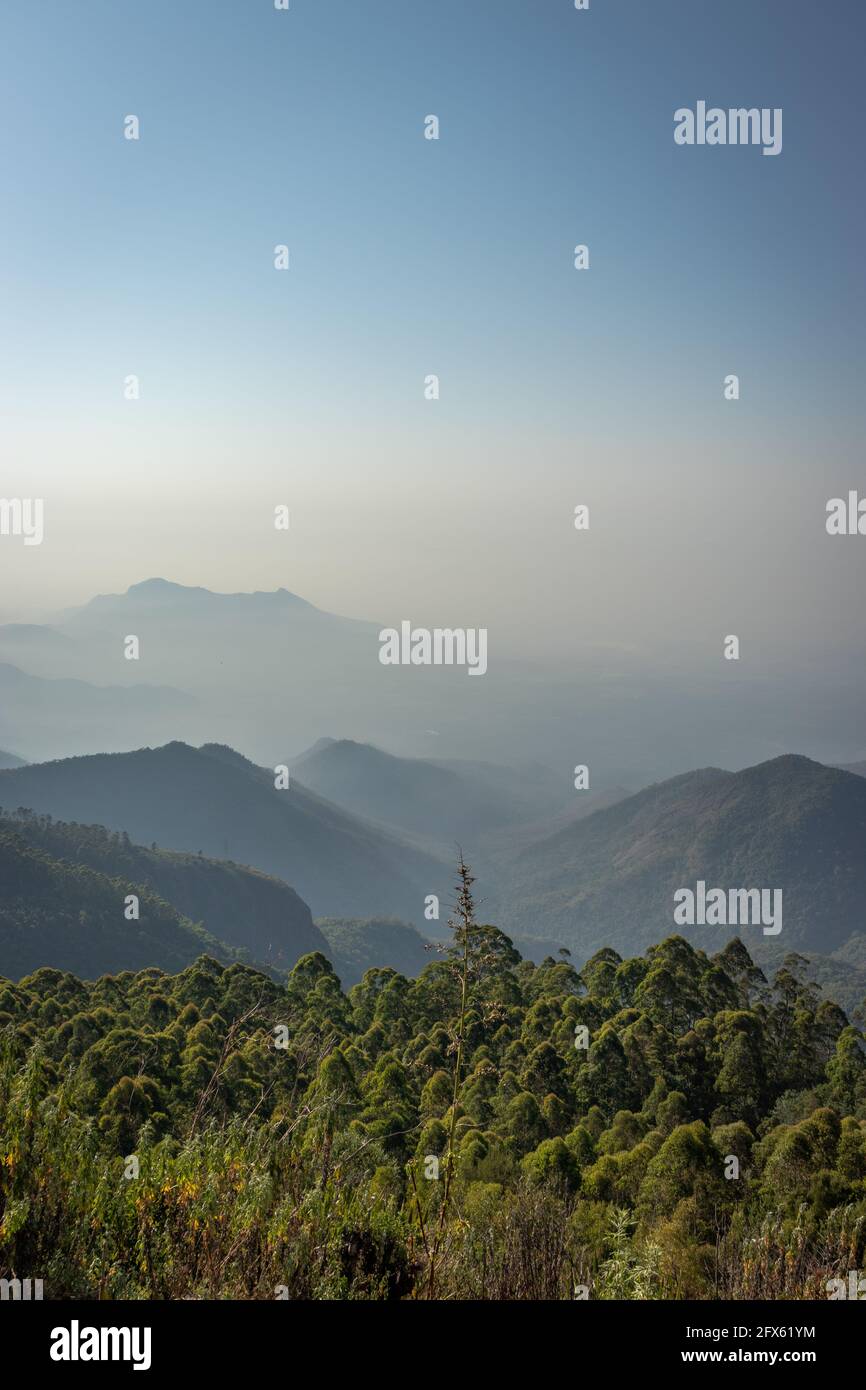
[[487, 754, 866, 969], [0, 578, 474, 766], [0, 740, 449, 925], [8, 576, 862, 780], [0, 659, 196, 763], [289, 736, 619, 848], [0, 733, 863, 1015]]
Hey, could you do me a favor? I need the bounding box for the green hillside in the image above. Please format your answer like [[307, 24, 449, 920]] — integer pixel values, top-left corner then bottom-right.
[[493, 756, 866, 960], [0, 826, 235, 980], [0, 808, 325, 971], [317, 916, 434, 987]]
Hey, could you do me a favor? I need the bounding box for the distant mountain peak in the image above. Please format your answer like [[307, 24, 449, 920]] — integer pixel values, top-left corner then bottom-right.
[[292, 737, 338, 764], [751, 752, 823, 770], [128, 578, 204, 598], [81, 578, 317, 611]]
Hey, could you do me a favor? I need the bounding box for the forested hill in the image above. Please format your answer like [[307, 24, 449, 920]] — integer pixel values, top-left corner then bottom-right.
[[316, 915, 433, 986], [0, 808, 325, 972], [0, 825, 235, 980], [1, 929, 864, 1299], [493, 754, 866, 958]]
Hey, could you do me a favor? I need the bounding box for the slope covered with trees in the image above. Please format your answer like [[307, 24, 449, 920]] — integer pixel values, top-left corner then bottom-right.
[[1, 860, 864, 1300], [316, 916, 434, 987], [492, 755, 866, 960], [0, 825, 235, 980], [0, 809, 325, 971]]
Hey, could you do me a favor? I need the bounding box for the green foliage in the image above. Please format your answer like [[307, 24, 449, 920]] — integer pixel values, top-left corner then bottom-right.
[[1, 918, 865, 1299], [0, 807, 326, 975]]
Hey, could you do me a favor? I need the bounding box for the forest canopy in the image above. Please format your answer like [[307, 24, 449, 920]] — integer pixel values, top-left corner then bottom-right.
[[1, 862, 865, 1300]]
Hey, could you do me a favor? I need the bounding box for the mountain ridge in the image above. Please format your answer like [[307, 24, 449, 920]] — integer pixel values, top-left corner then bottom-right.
[[0, 807, 326, 972], [0, 741, 449, 925], [490, 754, 866, 961]]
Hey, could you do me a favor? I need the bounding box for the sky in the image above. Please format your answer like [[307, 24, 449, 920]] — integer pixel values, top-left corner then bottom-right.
[[1, 0, 864, 682]]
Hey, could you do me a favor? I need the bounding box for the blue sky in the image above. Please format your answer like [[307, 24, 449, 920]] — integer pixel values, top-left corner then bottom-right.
[[3, 0, 863, 424], [1, 0, 864, 670]]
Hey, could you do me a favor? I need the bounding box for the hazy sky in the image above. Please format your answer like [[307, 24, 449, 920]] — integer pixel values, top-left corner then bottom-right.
[[1, 0, 864, 671]]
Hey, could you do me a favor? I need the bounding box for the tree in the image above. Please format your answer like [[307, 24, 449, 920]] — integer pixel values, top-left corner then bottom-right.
[[714, 1030, 765, 1127], [637, 1121, 725, 1228], [826, 1027, 866, 1114], [521, 1137, 579, 1192]]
